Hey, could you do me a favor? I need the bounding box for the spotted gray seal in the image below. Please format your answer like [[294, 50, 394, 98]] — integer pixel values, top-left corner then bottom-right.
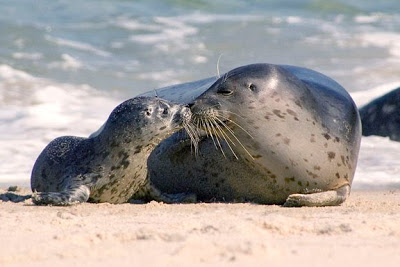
[[359, 86, 400, 141], [145, 63, 362, 206], [31, 96, 194, 205]]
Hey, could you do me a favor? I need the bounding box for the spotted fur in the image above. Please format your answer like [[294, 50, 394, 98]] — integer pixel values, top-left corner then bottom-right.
[[31, 97, 195, 205]]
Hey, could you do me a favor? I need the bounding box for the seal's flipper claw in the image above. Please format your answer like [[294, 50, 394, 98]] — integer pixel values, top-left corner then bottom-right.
[[283, 185, 350, 207], [32, 185, 90, 206]]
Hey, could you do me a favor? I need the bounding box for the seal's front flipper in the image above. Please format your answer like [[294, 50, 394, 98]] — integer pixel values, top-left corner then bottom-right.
[[148, 185, 197, 204], [32, 185, 90, 206], [283, 185, 350, 207], [157, 191, 197, 203]]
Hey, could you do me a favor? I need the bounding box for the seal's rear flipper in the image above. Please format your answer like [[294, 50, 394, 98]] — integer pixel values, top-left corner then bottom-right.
[[32, 185, 90, 206], [283, 185, 350, 207]]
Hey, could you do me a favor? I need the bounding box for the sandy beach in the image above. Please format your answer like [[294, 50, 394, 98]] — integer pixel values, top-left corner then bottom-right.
[[0, 187, 399, 267]]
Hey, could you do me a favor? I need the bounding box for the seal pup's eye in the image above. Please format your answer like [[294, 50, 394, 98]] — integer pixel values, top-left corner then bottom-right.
[[218, 90, 233, 96], [248, 83, 256, 91], [162, 108, 169, 115]]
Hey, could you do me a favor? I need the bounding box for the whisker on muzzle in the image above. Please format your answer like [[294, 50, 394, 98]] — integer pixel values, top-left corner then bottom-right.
[[187, 108, 254, 160]]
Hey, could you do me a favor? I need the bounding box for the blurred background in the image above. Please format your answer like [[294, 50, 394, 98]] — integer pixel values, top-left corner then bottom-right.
[[1, 0, 399, 186]]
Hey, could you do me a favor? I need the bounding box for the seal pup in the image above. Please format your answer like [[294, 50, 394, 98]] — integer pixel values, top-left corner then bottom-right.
[[359, 87, 400, 141], [146, 63, 361, 206], [31, 97, 194, 205]]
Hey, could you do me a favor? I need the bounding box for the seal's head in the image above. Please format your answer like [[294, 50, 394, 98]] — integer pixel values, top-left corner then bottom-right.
[[100, 96, 192, 144], [187, 64, 306, 159]]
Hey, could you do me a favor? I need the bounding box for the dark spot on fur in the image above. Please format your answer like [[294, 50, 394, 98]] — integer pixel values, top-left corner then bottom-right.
[[341, 155, 346, 166], [248, 106, 255, 109], [276, 133, 282, 137], [294, 100, 303, 109], [264, 115, 270, 120], [324, 143, 328, 148], [313, 165, 321, 171], [286, 109, 298, 117], [327, 152, 336, 160], [322, 133, 331, 140], [110, 141, 119, 148], [283, 138, 290, 145], [303, 158, 308, 162], [298, 181, 303, 186], [252, 154, 263, 159], [334, 137, 340, 142], [134, 145, 142, 154], [159, 126, 166, 130], [111, 165, 119, 171], [272, 109, 285, 118], [335, 172, 340, 179], [284, 177, 295, 183], [121, 160, 130, 169], [306, 170, 319, 179], [275, 98, 280, 102]]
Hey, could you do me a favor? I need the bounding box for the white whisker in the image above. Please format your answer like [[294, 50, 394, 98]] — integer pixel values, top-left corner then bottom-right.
[[207, 118, 226, 158], [215, 117, 254, 159], [213, 120, 239, 159], [217, 113, 254, 139], [216, 53, 223, 78]]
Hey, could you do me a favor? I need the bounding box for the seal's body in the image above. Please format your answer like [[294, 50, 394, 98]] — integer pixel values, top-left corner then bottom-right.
[[146, 64, 361, 206], [31, 97, 193, 205], [359, 87, 400, 142]]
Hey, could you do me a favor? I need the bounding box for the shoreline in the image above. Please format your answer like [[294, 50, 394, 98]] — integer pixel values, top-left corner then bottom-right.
[[1, 188, 399, 266]]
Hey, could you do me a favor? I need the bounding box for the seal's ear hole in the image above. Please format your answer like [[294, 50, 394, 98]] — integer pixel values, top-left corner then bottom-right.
[[218, 89, 233, 96], [248, 83, 256, 91]]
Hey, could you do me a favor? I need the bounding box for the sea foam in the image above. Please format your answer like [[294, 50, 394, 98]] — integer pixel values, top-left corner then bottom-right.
[[0, 65, 120, 184]]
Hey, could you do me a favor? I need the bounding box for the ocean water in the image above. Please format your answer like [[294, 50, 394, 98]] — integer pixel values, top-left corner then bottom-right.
[[1, 0, 399, 188]]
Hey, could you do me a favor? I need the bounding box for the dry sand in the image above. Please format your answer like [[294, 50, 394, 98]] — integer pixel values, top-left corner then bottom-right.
[[0, 187, 399, 267]]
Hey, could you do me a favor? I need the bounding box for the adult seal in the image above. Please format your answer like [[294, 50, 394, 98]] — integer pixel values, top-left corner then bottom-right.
[[31, 97, 194, 205], [359, 86, 400, 141], [145, 63, 362, 206]]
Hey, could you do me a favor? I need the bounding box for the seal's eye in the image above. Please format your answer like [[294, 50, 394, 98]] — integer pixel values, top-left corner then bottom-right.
[[218, 90, 233, 96], [248, 83, 256, 91], [162, 108, 169, 115]]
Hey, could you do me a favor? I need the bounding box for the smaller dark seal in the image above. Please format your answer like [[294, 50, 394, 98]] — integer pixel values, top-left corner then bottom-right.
[[359, 87, 400, 141], [31, 97, 194, 205]]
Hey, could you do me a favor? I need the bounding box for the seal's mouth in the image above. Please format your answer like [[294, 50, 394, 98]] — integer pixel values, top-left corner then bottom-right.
[[184, 106, 254, 159]]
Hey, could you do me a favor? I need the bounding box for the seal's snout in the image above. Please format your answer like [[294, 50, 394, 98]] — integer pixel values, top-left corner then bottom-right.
[[190, 98, 221, 116], [172, 106, 192, 126]]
